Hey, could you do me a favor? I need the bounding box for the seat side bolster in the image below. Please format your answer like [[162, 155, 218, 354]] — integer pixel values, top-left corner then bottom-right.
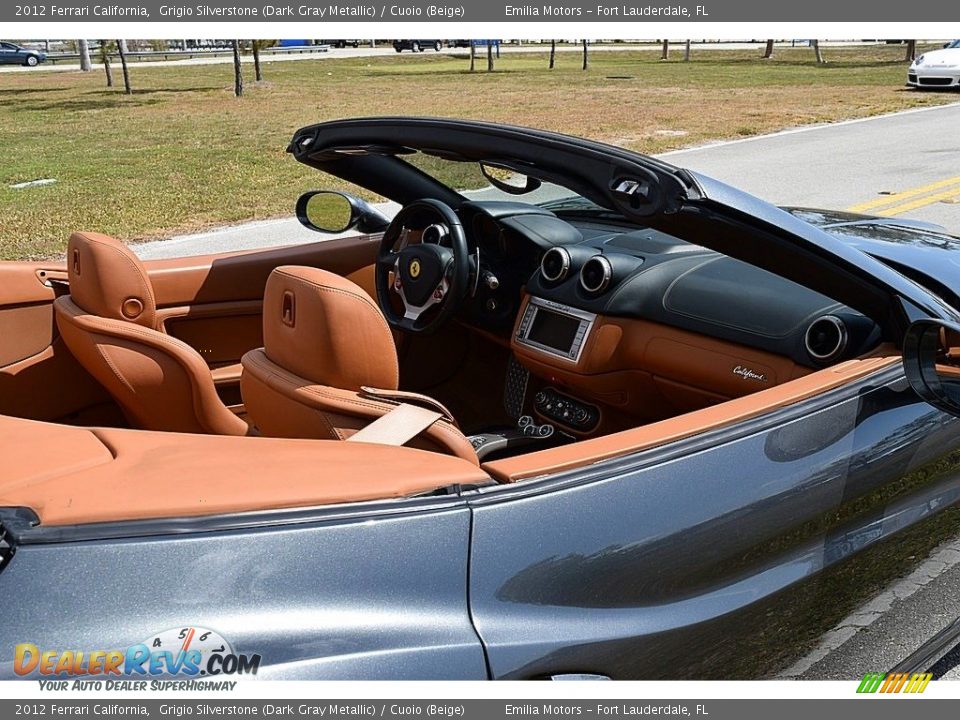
[[55, 297, 249, 436]]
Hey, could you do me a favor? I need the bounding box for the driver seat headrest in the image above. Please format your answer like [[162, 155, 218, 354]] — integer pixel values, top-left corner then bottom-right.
[[262, 266, 399, 391], [66, 232, 157, 328]]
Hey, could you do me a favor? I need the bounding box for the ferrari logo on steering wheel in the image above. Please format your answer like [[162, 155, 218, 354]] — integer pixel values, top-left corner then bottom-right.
[[409, 259, 421, 279]]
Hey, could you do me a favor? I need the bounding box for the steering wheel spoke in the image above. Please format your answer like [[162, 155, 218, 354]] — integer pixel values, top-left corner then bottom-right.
[[376, 250, 399, 269], [399, 276, 450, 326]]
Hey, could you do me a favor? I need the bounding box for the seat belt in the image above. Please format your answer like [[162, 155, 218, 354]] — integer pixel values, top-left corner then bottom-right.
[[346, 404, 443, 447]]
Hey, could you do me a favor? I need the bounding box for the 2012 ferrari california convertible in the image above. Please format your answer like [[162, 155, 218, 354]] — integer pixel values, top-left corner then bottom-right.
[[4, 117, 960, 680]]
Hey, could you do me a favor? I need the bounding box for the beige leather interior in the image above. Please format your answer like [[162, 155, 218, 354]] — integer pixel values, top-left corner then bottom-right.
[[53, 232, 249, 436], [0, 414, 489, 526], [483, 354, 900, 482], [241, 266, 478, 464], [511, 294, 813, 427]]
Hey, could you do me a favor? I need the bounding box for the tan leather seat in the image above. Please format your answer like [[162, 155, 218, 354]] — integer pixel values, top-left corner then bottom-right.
[[241, 266, 479, 464], [54, 232, 250, 436]]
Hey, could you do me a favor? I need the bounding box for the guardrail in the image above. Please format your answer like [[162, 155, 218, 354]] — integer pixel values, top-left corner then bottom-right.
[[43, 44, 330, 65]]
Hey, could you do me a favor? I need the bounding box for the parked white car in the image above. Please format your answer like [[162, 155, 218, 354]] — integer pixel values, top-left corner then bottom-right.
[[908, 40, 960, 89]]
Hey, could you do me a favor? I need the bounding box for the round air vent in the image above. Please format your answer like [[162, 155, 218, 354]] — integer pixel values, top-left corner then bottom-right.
[[805, 315, 848, 363], [540, 247, 572, 282], [580, 255, 613, 294]]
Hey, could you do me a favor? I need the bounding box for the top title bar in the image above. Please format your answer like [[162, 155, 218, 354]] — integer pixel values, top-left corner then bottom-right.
[[5, 0, 959, 23]]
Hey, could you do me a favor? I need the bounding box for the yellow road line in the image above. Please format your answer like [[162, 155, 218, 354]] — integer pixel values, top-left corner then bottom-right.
[[878, 186, 960, 216], [845, 175, 960, 213]]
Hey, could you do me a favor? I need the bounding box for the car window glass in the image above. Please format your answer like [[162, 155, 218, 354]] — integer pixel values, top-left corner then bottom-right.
[[399, 152, 603, 213]]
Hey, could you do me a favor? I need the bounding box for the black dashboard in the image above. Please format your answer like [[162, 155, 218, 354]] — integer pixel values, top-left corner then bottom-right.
[[449, 200, 881, 368]]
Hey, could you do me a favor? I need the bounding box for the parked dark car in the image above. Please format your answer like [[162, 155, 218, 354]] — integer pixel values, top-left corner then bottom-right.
[[393, 39, 444, 53], [6, 118, 960, 680], [322, 39, 362, 48], [0, 42, 46, 66]]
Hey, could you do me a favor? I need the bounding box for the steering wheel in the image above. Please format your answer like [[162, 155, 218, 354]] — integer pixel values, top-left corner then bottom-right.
[[375, 199, 470, 334]]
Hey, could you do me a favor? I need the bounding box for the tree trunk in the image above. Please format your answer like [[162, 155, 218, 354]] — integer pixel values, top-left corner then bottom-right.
[[116, 39, 131, 94], [684, 39, 691, 62], [812, 39, 825, 64], [486, 42, 494, 72], [232, 40, 243, 96], [582, 40, 588, 70], [469, 42, 475, 72], [370, 39, 375, 49], [103, 54, 113, 87], [905, 40, 917, 62], [252, 41, 263, 82], [762, 39, 775, 59], [549, 39, 556, 69], [661, 39, 669, 60], [78, 39, 92, 71]]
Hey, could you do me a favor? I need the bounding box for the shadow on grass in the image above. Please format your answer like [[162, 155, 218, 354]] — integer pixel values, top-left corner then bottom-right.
[[10, 96, 165, 111], [0, 86, 73, 95], [7, 85, 224, 111]]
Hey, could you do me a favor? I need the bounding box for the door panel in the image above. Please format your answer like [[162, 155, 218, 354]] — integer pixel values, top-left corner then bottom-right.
[[145, 235, 380, 307], [0, 263, 117, 423], [0, 506, 487, 679], [157, 302, 264, 368], [0, 303, 55, 367], [469, 370, 960, 678]]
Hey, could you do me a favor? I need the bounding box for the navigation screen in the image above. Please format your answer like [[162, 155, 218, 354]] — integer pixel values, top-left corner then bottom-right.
[[527, 308, 580, 353]]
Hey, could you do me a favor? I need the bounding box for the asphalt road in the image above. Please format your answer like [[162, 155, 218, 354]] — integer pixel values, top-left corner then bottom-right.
[[663, 102, 960, 232]]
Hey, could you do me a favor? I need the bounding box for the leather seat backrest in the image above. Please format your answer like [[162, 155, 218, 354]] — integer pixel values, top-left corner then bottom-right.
[[242, 266, 478, 464], [67, 230, 158, 329], [263, 265, 399, 391], [54, 232, 248, 436]]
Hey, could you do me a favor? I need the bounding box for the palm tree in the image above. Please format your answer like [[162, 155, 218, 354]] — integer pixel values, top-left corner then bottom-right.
[[905, 40, 917, 62], [684, 39, 691, 61], [812, 39, 825, 64], [582, 40, 589, 70], [661, 39, 670, 60], [116, 39, 131, 94], [251, 41, 263, 82], [486, 42, 494, 72], [469, 41, 475, 72], [99, 41, 113, 86], [549, 39, 556, 69], [78, 39, 92, 71], [762, 39, 775, 59], [231, 40, 243, 96], [250, 40, 276, 81]]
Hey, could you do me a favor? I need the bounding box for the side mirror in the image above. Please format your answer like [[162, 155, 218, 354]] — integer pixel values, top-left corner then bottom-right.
[[903, 318, 960, 417], [295, 191, 390, 235]]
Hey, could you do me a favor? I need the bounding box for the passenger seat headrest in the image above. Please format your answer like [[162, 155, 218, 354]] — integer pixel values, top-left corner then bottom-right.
[[66, 232, 157, 329], [262, 266, 400, 392]]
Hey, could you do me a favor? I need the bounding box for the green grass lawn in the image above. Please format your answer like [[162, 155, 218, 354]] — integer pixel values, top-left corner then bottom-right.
[[0, 44, 953, 260]]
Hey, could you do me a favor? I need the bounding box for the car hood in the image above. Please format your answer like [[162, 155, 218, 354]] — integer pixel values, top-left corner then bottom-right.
[[787, 207, 960, 304], [914, 48, 960, 67]]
